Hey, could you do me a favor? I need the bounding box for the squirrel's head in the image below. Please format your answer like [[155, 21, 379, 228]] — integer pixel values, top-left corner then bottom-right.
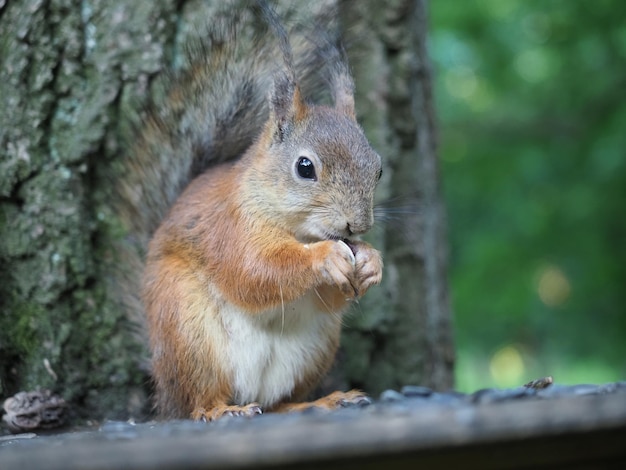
[[247, 73, 382, 243]]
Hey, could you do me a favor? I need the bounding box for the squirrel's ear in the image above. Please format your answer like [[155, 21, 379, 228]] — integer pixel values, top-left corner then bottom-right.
[[331, 70, 356, 119], [270, 73, 306, 142]]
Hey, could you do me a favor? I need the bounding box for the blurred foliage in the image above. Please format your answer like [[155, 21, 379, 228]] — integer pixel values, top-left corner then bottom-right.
[[430, 0, 626, 390]]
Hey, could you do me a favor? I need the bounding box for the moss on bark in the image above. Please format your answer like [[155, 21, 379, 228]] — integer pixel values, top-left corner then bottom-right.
[[0, 0, 181, 420], [0, 0, 453, 421]]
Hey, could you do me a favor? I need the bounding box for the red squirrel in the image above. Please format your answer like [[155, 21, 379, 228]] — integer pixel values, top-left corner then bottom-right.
[[120, 3, 383, 421]]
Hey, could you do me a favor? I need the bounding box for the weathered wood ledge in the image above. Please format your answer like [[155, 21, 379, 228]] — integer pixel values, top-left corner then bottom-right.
[[1, 385, 625, 470]]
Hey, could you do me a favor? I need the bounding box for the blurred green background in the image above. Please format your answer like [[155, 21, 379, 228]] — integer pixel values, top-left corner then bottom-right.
[[430, 0, 626, 391]]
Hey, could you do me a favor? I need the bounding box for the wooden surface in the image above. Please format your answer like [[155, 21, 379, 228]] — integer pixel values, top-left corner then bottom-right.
[[1, 391, 625, 469]]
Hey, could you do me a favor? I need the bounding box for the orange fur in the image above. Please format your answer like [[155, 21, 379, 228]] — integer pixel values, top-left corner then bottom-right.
[[144, 147, 380, 419], [139, 5, 384, 421], [271, 390, 369, 413], [144, 125, 383, 419]]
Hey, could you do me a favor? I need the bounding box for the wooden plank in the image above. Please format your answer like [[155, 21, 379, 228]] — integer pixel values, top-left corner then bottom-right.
[[1, 393, 625, 469]]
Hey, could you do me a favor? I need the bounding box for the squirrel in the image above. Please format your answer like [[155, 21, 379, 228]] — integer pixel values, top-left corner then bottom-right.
[[118, 2, 383, 421]]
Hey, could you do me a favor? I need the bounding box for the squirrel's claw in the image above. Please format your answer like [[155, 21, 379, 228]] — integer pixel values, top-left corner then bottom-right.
[[192, 403, 263, 422]]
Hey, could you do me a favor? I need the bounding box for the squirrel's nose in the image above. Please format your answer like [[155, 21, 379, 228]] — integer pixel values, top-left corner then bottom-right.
[[346, 219, 372, 236], [345, 206, 374, 236]]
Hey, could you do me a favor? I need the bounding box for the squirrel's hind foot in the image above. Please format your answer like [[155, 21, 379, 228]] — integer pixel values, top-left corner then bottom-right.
[[271, 389, 371, 414], [192, 403, 263, 422]]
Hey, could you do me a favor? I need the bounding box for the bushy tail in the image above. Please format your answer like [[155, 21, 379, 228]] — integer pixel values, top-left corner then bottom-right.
[[118, 8, 267, 245], [118, 3, 347, 243], [113, 2, 349, 348]]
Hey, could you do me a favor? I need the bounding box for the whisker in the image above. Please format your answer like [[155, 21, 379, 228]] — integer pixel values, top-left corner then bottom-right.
[[341, 301, 361, 328], [370, 196, 424, 244], [313, 287, 333, 314], [374, 207, 421, 222], [376, 207, 420, 216]]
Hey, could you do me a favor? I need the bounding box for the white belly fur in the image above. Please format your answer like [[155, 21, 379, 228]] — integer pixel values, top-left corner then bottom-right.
[[218, 292, 341, 407]]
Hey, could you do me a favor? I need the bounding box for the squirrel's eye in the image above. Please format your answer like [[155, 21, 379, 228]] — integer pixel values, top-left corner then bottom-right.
[[377, 168, 383, 181], [296, 157, 316, 180]]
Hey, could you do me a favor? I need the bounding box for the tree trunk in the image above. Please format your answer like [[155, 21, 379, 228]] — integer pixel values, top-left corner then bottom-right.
[[0, 0, 182, 420], [334, 0, 455, 393], [0, 0, 453, 421]]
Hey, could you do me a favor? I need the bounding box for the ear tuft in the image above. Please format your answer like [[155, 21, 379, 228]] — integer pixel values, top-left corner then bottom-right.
[[270, 72, 306, 142], [317, 38, 356, 118], [332, 70, 356, 118]]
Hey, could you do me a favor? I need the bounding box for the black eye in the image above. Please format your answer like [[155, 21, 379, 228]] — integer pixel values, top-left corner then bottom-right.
[[296, 157, 316, 180], [377, 168, 383, 181]]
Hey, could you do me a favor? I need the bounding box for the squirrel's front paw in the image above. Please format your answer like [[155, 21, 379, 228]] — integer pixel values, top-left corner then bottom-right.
[[312, 240, 358, 299], [345, 241, 383, 297]]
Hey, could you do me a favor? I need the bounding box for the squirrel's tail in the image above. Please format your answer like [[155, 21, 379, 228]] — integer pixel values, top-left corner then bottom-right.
[[117, 3, 347, 244], [113, 3, 350, 348], [118, 8, 270, 245]]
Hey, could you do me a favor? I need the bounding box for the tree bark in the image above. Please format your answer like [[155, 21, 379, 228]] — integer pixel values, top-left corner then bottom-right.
[[335, 0, 455, 393], [0, 0, 182, 419], [0, 0, 453, 421]]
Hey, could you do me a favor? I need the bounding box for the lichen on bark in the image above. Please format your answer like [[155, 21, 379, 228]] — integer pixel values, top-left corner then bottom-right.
[[1, 0, 454, 421], [0, 0, 180, 419]]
